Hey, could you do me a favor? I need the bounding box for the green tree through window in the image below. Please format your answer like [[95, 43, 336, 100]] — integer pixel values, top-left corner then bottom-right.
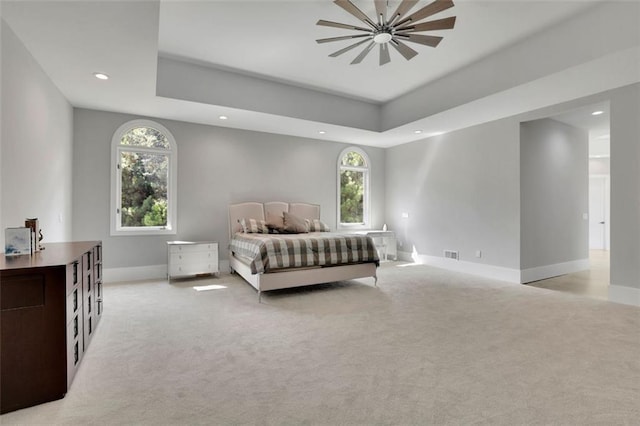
[[111, 121, 177, 235], [120, 150, 168, 227], [339, 148, 369, 226]]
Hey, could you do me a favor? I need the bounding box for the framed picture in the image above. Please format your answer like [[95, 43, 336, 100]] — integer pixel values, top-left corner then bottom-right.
[[5, 227, 32, 256]]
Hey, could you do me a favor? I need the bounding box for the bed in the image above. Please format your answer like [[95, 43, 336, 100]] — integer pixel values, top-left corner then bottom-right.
[[228, 202, 379, 301]]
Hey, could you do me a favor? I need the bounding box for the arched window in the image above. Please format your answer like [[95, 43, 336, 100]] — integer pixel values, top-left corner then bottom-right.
[[110, 120, 177, 235], [338, 147, 370, 228]]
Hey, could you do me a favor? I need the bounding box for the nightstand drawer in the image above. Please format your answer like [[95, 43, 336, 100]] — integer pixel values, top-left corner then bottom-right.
[[168, 243, 217, 255], [170, 251, 216, 265], [168, 262, 217, 277]]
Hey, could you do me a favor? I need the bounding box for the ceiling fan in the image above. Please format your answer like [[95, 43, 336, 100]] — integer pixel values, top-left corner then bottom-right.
[[316, 0, 456, 66]]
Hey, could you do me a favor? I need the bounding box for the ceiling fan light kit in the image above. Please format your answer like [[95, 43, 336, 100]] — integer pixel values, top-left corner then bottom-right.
[[317, 0, 456, 65]]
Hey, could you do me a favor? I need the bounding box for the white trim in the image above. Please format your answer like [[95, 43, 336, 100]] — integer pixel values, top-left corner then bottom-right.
[[104, 260, 230, 283], [397, 251, 521, 283], [110, 119, 178, 236], [398, 252, 589, 285], [520, 258, 590, 284], [608, 284, 640, 307], [337, 146, 370, 229], [104, 264, 167, 283]]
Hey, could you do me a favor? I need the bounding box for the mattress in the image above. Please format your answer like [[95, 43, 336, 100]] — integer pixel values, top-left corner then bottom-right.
[[229, 232, 380, 274]]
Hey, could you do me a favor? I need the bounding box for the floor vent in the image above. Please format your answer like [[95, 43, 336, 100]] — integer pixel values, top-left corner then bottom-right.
[[444, 250, 459, 260]]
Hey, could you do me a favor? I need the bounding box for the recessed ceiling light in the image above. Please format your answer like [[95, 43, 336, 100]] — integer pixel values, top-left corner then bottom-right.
[[318, 130, 326, 135], [218, 115, 228, 120], [414, 130, 423, 134], [93, 72, 109, 80], [592, 110, 604, 116]]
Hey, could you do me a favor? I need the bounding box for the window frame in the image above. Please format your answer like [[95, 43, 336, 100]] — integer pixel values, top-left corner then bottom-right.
[[110, 119, 177, 236], [337, 146, 371, 229]]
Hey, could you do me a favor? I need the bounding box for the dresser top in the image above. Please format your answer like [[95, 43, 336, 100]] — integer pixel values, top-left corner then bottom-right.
[[1, 241, 100, 271]]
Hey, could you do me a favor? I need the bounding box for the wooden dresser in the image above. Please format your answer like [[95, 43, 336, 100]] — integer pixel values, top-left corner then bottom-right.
[[0, 241, 102, 414]]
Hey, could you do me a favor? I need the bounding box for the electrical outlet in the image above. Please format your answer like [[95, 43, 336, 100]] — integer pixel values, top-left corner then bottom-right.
[[475, 250, 482, 258]]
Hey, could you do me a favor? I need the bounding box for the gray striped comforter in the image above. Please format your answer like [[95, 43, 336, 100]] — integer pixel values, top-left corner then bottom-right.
[[230, 232, 380, 274]]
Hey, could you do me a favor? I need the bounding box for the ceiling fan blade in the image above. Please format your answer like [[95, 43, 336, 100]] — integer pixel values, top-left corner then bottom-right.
[[396, 16, 457, 32], [395, 33, 443, 47], [351, 41, 376, 64], [390, 39, 419, 61], [396, 0, 455, 27], [379, 43, 391, 65], [374, 0, 387, 25], [329, 38, 371, 57], [316, 19, 371, 32], [334, 0, 376, 29], [389, 0, 419, 25], [316, 34, 371, 44]]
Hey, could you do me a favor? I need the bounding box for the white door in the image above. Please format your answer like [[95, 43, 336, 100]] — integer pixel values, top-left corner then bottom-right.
[[589, 176, 608, 250]]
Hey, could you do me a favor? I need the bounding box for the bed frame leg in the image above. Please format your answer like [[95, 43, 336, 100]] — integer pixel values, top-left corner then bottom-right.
[[374, 275, 378, 287], [258, 290, 262, 303]]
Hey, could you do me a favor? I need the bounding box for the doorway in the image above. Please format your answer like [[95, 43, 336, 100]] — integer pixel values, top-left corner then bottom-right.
[[526, 102, 611, 301]]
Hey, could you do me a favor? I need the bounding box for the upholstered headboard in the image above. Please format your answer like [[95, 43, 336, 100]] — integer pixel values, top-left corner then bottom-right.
[[228, 202, 320, 238]]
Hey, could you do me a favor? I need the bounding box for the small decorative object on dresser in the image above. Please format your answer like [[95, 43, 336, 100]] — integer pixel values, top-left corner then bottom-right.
[[167, 241, 219, 280], [4, 227, 32, 255], [25, 218, 40, 252]]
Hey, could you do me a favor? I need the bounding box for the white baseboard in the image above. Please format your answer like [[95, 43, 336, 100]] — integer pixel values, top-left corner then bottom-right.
[[608, 284, 640, 307], [104, 260, 230, 283], [397, 251, 521, 283], [103, 264, 167, 283], [397, 252, 594, 285], [520, 258, 590, 284]]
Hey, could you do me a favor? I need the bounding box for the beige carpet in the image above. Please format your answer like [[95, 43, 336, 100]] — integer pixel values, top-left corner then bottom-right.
[[2, 262, 639, 425]]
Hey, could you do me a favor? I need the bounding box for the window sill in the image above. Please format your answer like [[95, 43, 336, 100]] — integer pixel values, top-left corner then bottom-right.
[[111, 227, 176, 237]]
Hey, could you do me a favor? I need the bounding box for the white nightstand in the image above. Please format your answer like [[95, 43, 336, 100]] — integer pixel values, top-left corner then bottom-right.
[[167, 241, 219, 280], [352, 230, 397, 261]]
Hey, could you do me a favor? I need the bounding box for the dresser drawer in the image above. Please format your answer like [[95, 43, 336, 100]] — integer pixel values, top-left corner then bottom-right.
[[66, 318, 83, 386], [65, 260, 82, 296], [66, 287, 82, 324]]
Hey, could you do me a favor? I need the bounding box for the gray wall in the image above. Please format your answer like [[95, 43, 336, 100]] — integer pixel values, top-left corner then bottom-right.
[[385, 118, 521, 269], [610, 84, 640, 291], [72, 108, 385, 269], [385, 83, 640, 295], [1, 20, 73, 250], [520, 119, 589, 270]]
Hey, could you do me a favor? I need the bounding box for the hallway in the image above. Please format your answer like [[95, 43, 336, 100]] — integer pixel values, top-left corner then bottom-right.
[[527, 250, 609, 301]]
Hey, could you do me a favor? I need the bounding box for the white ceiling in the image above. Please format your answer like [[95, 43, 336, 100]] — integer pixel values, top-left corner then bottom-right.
[[158, 0, 597, 103], [2, 0, 637, 148]]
